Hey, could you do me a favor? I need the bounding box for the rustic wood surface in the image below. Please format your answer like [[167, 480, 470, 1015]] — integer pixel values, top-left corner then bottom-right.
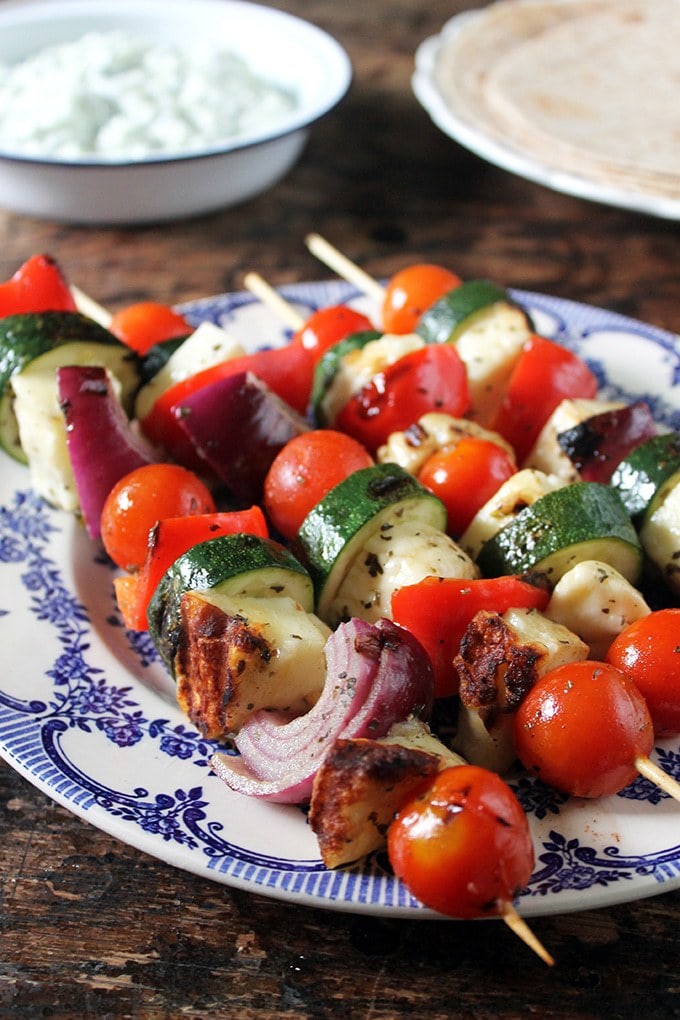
[[1, 2, 679, 1017]]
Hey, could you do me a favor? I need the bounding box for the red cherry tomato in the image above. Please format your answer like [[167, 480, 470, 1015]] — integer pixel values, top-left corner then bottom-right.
[[418, 436, 517, 536], [606, 609, 680, 737], [100, 463, 216, 571], [336, 343, 470, 454], [387, 765, 534, 919], [293, 305, 374, 364], [514, 660, 654, 799], [0, 253, 77, 316], [109, 301, 193, 354], [263, 430, 373, 540], [382, 264, 462, 334]]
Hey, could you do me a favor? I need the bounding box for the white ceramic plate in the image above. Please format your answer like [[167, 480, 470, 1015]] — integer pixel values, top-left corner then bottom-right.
[[1, 278, 679, 919], [412, 10, 680, 221]]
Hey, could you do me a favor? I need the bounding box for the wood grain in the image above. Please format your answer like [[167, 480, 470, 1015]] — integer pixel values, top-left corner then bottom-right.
[[1, 2, 679, 1016]]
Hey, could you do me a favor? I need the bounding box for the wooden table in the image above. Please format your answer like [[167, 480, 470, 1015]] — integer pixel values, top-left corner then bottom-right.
[[1, 2, 678, 1016]]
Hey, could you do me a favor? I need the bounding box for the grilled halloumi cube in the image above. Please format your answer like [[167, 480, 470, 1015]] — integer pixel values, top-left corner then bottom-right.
[[175, 591, 330, 737], [524, 398, 626, 480], [309, 718, 464, 868], [330, 520, 478, 624], [452, 607, 588, 773], [455, 302, 532, 425], [134, 320, 246, 421], [545, 559, 651, 660]]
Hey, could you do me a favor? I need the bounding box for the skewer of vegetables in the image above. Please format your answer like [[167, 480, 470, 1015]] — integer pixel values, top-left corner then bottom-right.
[[3, 251, 680, 967]]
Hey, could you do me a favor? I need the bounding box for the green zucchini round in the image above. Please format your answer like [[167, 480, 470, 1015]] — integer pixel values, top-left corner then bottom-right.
[[610, 431, 680, 522], [0, 311, 138, 463], [416, 279, 515, 345], [476, 481, 642, 585], [295, 462, 447, 620]]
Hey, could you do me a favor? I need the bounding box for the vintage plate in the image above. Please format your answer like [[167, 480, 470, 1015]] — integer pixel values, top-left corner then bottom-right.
[[412, 9, 680, 221], [1, 278, 680, 919]]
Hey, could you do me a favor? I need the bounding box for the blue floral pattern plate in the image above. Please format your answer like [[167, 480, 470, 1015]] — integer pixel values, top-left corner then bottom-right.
[[1, 279, 679, 919]]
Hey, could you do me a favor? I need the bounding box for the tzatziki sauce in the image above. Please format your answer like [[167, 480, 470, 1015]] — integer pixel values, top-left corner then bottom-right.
[[0, 30, 299, 161]]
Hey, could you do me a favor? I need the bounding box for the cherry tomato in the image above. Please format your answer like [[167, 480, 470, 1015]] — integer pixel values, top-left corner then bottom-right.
[[387, 765, 534, 919], [382, 264, 462, 334], [491, 335, 598, 462], [293, 305, 374, 364], [264, 430, 373, 540], [100, 463, 216, 571], [109, 301, 193, 354], [0, 254, 76, 316], [514, 660, 654, 799], [606, 609, 680, 737], [336, 343, 470, 454], [418, 436, 517, 536]]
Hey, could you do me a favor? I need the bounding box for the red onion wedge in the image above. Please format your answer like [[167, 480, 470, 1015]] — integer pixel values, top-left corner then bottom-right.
[[174, 370, 308, 504], [58, 364, 159, 539], [210, 617, 434, 804]]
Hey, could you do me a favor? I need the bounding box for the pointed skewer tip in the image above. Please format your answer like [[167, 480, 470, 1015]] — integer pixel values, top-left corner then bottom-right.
[[503, 904, 555, 967]]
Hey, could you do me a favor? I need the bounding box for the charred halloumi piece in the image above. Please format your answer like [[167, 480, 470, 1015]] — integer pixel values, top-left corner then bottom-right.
[[175, 591, 330, 738], [452, 607, 588, 773], [545, 559, 651, 660], [460, 468, 565, 562], [524, 398, 626, 481], [309, 718, 464, 868]]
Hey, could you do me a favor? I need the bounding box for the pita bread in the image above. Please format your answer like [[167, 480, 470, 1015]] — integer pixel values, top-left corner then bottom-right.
[[433, 0, 680, 200]]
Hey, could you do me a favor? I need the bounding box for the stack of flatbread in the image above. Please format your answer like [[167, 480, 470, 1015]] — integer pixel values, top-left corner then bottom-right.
[[434, 0, 680, 200]]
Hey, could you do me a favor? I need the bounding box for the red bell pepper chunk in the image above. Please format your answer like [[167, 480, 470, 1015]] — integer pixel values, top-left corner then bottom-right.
[[0, 254, 77, 317], [115, 505, 269, 631], [491, 335, 598, 462], [139, 342, 315, 466], [391, 575, 549, 699], [335, 342, 471, 454]]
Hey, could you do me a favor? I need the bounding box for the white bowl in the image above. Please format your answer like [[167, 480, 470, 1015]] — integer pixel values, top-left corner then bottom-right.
[[0, 0, 351, 224]]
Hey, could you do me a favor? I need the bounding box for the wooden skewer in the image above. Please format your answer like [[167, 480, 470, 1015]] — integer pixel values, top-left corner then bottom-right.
[[242, 271, 305, 332], [503, 905, 555, 967], [305, 232, 386, 305], [635, 755, 680, 804]]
